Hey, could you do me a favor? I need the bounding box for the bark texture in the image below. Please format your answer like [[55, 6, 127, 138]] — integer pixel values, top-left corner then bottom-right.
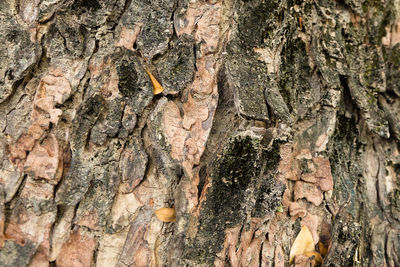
[[1, 0, 400, 266]]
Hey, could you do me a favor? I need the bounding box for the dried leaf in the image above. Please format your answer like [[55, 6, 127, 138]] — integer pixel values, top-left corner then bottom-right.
[[155, 208, 176, 222], [304, 251, 323, 266], [145, 69, 164, 95], [289, 225, 315, 263], [318, 241, 328, 257]]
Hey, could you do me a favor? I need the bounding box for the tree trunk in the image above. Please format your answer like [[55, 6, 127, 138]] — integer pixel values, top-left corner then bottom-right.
[[1, 0, 400, 266]]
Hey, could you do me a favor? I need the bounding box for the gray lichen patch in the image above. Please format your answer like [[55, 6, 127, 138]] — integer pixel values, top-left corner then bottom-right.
[[43, 17, 90, 59], [0, 4, 40, 103], [70, 95, 106, 150], [55, 95, 105, 206], [156, 34, 196, 94], [0, 240, 37, 267], [134, 0, 175, 59], [89, 97, 124, 145], [74, 160, 120, 232], [119, 137, 148, 194], [225, 48, 270, 121], [302, 0, 394, 138]]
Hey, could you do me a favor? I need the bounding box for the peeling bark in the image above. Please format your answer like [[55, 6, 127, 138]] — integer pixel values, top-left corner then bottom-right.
[[1, 0, 400, 266]]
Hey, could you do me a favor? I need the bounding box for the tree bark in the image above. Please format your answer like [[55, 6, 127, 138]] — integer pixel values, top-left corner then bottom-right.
[[1, 0, 400, 266]]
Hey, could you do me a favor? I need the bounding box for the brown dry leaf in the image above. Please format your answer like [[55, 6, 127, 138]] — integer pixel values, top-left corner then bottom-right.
[[145, 69, 164, 95], [289, 225, 315, 263], [318, 241, 328, 257], [304, 251, 323, 266], [319, 220, 332, 257], [155, 208, 176, 222]]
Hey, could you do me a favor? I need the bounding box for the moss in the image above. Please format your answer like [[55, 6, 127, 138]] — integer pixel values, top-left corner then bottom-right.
[[202, 136, 260, 228], [276, 205, 284, 212], [366, 91, 377, 105], [263, 140, 281, 172], [184, 136, 284, 265]]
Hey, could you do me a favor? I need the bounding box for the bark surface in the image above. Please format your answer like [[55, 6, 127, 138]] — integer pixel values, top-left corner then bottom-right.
[[1, 0, 400, 266]]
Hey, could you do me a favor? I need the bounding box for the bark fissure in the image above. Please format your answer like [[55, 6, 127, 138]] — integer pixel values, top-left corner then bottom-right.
[[1, 0, 400, 266]]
